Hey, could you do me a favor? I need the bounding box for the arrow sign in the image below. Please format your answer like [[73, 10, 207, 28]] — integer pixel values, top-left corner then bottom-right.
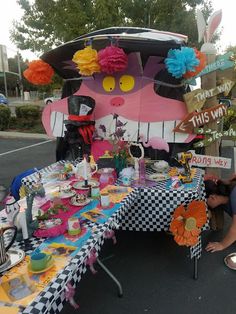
[[189, 151, 231, 169], [183, 51, 235, 85], [173, 104, 227, 133], [194, 124, 236, 147], [184, 79, 235, 112]]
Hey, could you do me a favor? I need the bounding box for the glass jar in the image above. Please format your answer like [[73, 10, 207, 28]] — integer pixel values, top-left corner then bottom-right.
[[99, 168, 115, 189]]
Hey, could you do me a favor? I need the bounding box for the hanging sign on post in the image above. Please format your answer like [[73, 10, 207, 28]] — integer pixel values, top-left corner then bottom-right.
[[189, 151, 231, 169], [184, 51, 235, 85], [184, 79, 235, 112], [193, 124, 236, 147], [173, 104, 227, 133]]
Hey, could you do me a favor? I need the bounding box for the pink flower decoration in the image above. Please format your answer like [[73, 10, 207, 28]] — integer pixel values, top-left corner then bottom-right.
[[72, 222, 80, 229], [98, 46, 128, 74]]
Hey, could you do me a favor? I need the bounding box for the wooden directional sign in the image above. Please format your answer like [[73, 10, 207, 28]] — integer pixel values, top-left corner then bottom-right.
[[194, 124, 236, 148], [189, 151, 231, 169], [184, 51, 235, 85], [184, 79, 235, 112], [173, 104, 227, 133]]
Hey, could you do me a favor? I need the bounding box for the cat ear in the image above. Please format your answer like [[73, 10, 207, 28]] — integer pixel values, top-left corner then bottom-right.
[[196, 9, 206, 43], [206, 9, 222, 43]]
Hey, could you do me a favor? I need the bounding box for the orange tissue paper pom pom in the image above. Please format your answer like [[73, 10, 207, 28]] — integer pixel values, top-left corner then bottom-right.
[[183, 48, 206, 79], [23, 60, 54, 85]]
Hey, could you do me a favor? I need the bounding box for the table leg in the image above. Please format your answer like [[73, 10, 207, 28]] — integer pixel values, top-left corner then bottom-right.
[[193, 257, 198, 280], [96, 257, 123, 297]]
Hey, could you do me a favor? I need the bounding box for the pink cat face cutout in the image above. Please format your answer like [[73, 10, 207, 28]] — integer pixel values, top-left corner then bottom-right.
[[42, 52, 194, 143]]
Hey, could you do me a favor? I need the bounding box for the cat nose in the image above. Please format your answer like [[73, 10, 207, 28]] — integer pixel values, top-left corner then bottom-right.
[[110, 97, 124, 107]]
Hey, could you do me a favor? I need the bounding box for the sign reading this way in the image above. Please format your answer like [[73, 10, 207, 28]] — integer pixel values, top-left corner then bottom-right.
[[173, 104, 227, 133]]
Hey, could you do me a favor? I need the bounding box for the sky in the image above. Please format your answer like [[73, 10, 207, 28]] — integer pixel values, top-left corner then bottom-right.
[[0, 0, 235, 61]]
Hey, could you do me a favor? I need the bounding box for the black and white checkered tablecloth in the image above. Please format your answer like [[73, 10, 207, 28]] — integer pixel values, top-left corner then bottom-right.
[[118, 167, 209, 260]]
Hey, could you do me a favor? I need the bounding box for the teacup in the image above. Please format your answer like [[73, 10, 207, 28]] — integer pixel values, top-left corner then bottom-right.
[[30, 252, 52, 271]]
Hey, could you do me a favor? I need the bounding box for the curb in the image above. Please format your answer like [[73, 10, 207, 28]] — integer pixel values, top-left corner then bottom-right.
[[0, 131, 53, 140]]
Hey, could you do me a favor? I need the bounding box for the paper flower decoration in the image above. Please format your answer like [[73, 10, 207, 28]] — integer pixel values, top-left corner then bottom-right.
[[169, 200, 207, 247], [165, 47, 200, 79], [72, 46, 101, 76], [183, 49, 206, 79], [23, 60, 54, 85], [98, 46, 128, 74]]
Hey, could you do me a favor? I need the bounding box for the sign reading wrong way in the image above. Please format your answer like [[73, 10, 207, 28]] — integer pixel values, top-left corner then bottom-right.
[[189, 151, 231, 169]]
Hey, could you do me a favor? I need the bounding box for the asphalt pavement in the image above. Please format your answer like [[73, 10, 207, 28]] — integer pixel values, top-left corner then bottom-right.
[[1, 135, 236, 314]]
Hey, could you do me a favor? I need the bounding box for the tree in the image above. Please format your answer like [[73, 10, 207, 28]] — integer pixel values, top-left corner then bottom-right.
[[11, 0, 213, 55]]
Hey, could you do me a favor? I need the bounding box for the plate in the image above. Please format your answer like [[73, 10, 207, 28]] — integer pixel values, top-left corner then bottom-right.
[[73, 180, 98, 190], [70, 197, 91, 207], [150, 164, 170, 173], [28, 258, 55, 274], [146, 173, 169, 181], [58, 191, 76, 199], [0, 249, 25, 273], [38, 218, 62, 230], [224, 253, 236, 270]]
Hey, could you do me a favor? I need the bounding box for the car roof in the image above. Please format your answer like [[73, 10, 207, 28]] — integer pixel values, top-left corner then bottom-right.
[[41, 26, 188, 79]]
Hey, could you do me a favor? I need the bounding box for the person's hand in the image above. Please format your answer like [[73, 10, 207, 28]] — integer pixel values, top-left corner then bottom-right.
[[205, 241, 224, 252], [204, 173, 219, 183], [229, 173, 236, 181]]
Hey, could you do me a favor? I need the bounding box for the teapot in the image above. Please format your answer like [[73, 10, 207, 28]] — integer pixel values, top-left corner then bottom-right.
[[72, 157, 98, 180], [0, 225, 17, 266]]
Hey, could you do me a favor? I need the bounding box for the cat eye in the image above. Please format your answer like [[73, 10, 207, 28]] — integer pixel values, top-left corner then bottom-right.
[[102, 76, 115, 92], [119, 75, 135, 92]]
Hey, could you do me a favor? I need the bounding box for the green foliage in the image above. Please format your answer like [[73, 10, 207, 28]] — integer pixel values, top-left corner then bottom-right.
[[15, 104, 41, 127], [223, 106, 236, 131], [15, 105, 40, 119], [11, 0, 213, 55], [0, 105, 11, 130]]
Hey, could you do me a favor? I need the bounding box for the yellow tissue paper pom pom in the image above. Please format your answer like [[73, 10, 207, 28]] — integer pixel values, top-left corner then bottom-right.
[[72, 46, 101, 76]]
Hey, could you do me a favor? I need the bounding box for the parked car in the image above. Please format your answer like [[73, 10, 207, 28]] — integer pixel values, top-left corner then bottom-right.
[[219, 97, 231, 107], [0, 93, 8, 105], [44, 90, 62, 105]]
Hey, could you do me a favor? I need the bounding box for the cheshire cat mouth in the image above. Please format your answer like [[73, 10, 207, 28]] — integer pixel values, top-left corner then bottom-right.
[[49, 112, 195, 143]]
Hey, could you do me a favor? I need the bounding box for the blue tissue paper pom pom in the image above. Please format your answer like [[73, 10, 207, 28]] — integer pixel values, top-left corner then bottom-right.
[[165, 47, 200, 79]]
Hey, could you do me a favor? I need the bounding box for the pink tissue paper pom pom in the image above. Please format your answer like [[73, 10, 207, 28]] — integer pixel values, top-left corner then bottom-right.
[[98, 46, 128, 74]]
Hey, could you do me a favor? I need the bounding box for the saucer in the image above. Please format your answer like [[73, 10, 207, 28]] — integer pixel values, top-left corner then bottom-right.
[[146, 173, 169, 182], [38, 218, 62, 230], [28, 258, 55, 274], [58, 191, 76, 199], [73, 180, 98, 190], [224, 253, 236, 270], [70, 197, 91, 207]]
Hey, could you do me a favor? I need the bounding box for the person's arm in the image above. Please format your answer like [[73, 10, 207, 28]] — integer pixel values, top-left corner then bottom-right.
[[206, 215, 236, 252]]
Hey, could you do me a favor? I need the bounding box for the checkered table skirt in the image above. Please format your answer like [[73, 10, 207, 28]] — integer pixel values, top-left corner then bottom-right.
[[118, 167, 209, 259], [0, 167, 137, 314]]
